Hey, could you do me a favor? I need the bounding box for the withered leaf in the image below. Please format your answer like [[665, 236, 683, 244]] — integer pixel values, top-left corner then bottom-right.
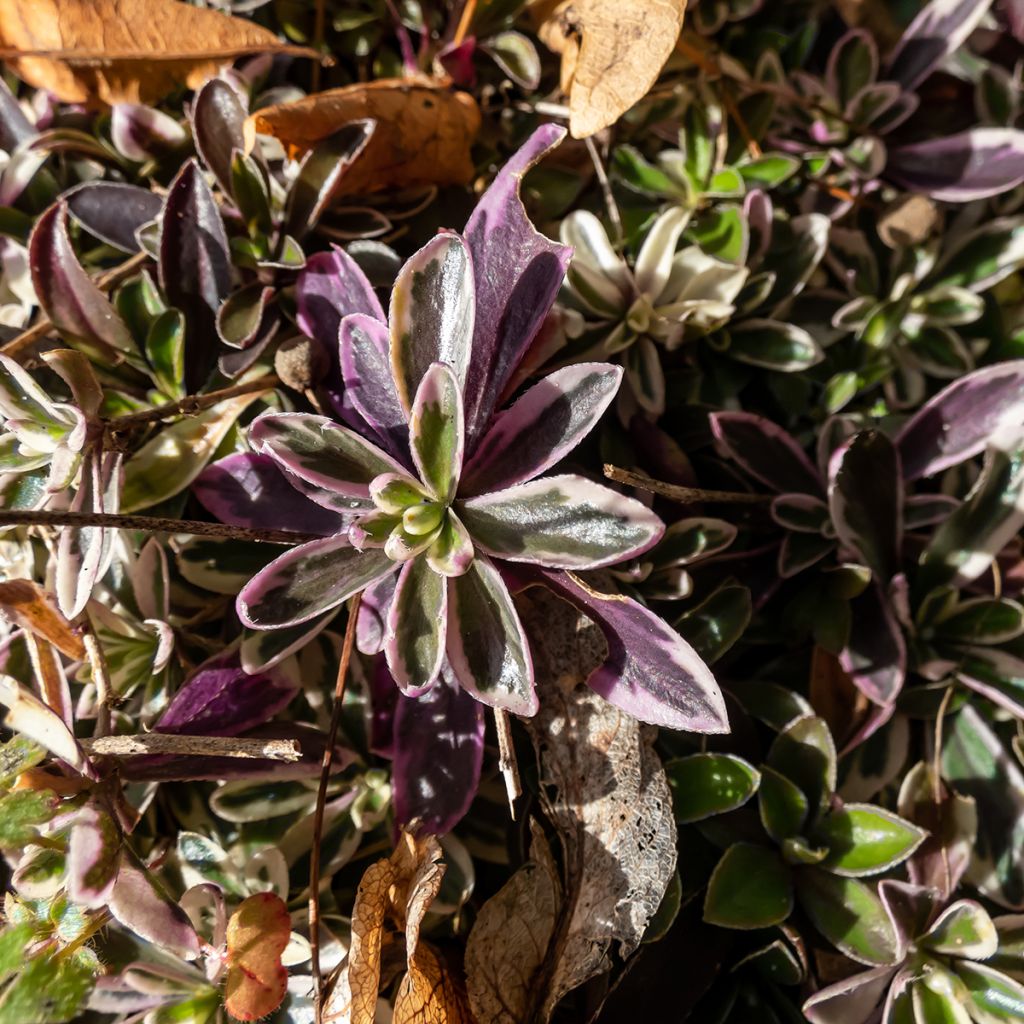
[[0, 0, 314, 106], [532, 0, 686, 138], [224, 891, 292, 1022], [326, 832, 469, 1024], [0, 579, 85, 659], [244, 78, 481, 197], [465, 589, 677, 1023]]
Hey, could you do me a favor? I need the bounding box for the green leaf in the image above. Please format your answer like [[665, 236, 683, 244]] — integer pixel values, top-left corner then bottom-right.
[[920, 901, 998, 960], [956, 961, 1024, 1023], [0, 789, 58, 847], [703, 843, 794, 930], [797, 869, 899, 966], [815, 804, 926, 877], [410, 362, 464, 503], [675, 583, 751, 664], [0, 924, 35, 986], [665, 754, 760, 823], [727, 319, 822, 371], [230, 150, 273, 238], [938, 598, 1024, 645], [0, 736, 44, 788], [928, 218, 1024, 293], [738, 153, 801, 187], [613, 145, 679, 196], [0, 949, 95, 1024], [911, 973, 972, 1024], [766, 715, 837, 815], [145, 308, 186, 399], [758, 765, 809, 842], [386, 556, 447, 692]]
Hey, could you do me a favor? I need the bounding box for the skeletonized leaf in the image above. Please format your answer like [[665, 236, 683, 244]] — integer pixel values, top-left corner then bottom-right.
[[533, 0, 687, 138], [0, 0, 314, 106], [245, 78, 481, 196]]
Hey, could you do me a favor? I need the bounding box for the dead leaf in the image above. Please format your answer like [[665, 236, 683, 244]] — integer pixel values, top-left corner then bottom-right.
[[808, 646, 870, 748], [224, 891, 292, 1022], [244, 78, 481, 197], [0, 579, 84, 659], [463, 821, 561, 1024], [0, 0, 316, 106], [326, 831, 471, 1024], [530, 0, 686, 138], [465, 589, 677, 1023]]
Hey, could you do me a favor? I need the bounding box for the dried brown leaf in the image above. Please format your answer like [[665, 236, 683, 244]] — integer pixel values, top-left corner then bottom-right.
[[531, 0, 686, 138], [0, 579, 84, 659], [326, 832, 469, 1024], [808, 646, 870, 748], [244, 78, 481, 196], [465, 589, 677, 1023], [224, 891, 292, 1022], [0, 0, 312, 106]]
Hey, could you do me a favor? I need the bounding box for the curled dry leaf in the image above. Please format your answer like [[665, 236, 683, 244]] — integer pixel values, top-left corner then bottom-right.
[[0, 579, 85, 659], [465, 588, 677, 1023], [244, 78, 481, 197], [325, 831, 471, 1024], [0, 0, 314, 106], [530, 0, 686, 138], [224, 891, 292, 1022]]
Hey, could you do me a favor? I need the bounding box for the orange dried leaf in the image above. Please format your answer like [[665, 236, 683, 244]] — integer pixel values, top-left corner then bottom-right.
[[0, 0, 315, 106], [0, 580, 84, 659], [393, 943, 473, 1024], [531, 0, 686, 139], [224, 891, 292, 1022], [244, 79, 481, 197]]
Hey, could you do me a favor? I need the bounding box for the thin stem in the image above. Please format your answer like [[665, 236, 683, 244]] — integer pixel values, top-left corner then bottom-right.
[[0, 251, 151, 360], [310, 591, 362, 1024], [0, 508, 320, 545], [82, 627, 113, 738], [453, 0, 477, 47], [603, 464, 770, 505], [494, 708, 521, 818], [585, 136, 624, 246], [312, 0, 326, 91], [105, 374, 278, 431], [82, 734, 302, 760]]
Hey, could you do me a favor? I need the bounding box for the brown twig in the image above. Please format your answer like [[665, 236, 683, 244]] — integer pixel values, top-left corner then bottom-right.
[[105, 374, 278, 431], [453, 0, 478, 48], [584, 135, 624, 245], [603, 464, 770, 505], [0, 251, 151, 360], [494, 708, 522, 818], [312, 0, 326, 91], [0, 508, 319, 545], [310, 591, 362, 1024], [81, 734, 302, 761]]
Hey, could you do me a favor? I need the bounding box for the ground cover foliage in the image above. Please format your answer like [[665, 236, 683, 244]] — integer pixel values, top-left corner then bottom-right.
[[0, 0, 1023, 1021]]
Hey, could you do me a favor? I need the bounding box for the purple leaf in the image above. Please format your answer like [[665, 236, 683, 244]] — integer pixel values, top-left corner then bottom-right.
[[393, 663, 485, 835], [839, 584, 906, 706], [110, 104, 187, 162], [110, 851, 200, 961], [159, 159, 231, 390], [155, 653, 297, 736], [462, 363, 622, 494], [389, 233, 475, 413], [802, 964, 897, 1024], [828, 431, 903, 581], [460, 474, 663, 569], [357, 570, 399, 655], [67, 805, 120, 909], [896, 360, 1024, 480], [710, 411, 823, 495], [64, 182, 163, 254], [886, 0, 995, 93], [191, 79, 247, 197], [528, 568, 729, 733], [446, 555, 535, 715], [339, 313, 409, 461], [194, 453, 344, 536], [887, 128, 1024, 201], [0, 77, 33, 153], [28, 202, 134, 357], [462, 124, 573, 446], [385, 556, 448, 694], [238, 534, 395, 630]]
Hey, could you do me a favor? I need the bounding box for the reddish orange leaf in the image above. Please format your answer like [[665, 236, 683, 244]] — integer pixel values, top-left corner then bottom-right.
[[225, 891, 291, 1022]]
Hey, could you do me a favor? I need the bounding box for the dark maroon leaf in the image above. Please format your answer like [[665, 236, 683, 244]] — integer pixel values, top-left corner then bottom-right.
[[65, 181, 163, 254], [711, 411, 823, 495], [192, 79, 247, 197], [839, 584, 906, 706]]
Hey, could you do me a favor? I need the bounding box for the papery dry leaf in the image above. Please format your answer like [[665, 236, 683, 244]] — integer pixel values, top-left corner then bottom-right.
[[244, 78, 481, 197], [465, 589, 677, 1023], [531, 0, 686, 138], [325, 832, 468, 1024], [464, 821, 561, 1024], [0, 0, 313, 106], [224, 891, 292, 1022], [0, 579, 84, 659]]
